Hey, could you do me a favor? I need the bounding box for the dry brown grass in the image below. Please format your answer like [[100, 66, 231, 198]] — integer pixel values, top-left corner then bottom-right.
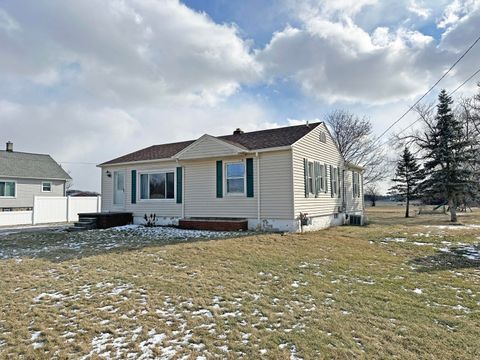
[[0, 206, 479, 359]]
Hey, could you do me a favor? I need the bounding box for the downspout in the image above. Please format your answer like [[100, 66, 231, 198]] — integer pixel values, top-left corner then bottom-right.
[[256, 152, 261, 226]]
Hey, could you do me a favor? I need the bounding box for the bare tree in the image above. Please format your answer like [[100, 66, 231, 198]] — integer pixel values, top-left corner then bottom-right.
[[365, 184, 379, 207], [326, 109, 388, 185]]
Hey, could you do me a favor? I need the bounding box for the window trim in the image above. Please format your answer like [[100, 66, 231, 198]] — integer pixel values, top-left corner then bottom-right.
[[224, 160, 246, 196], [137, 169, 176, 202], [332, 166, 338, 195], [0, 180, 16, 198], [41, 181, 52, 193], [307, 161, 315, 195]]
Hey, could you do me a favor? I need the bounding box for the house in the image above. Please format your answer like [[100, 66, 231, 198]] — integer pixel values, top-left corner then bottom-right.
[[98, 122, 364, 232], [0, 142, 72, 212]]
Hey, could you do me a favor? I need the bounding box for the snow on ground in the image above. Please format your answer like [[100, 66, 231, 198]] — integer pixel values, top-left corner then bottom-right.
[[424, 224, 480, 230], [440, 245, 480, 261], [26, 274, 313, 359], [0, 225, 247, 261]]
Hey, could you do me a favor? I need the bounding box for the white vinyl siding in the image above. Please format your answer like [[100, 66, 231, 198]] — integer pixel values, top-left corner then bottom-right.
[[101, 150, 294, 221], [0, 179, 65, 208], [177, 136, 242, 160], [293, 123, 345, 217], [345, 169, 364, 213], [183, 156, 257, 218]]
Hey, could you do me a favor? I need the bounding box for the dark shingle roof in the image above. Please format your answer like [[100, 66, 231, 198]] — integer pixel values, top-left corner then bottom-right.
[[0, 151, 72, 180], [100, 122, 321, 166]]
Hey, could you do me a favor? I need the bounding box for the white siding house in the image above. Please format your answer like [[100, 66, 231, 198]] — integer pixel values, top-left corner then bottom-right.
[[99, 123, 364, 232], [0, 142, 71, 212]]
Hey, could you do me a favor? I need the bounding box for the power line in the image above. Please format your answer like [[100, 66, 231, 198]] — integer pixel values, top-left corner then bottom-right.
[[377, 65, 480, 146], [59, 161, 98, 165], [373, 33, 480, 145]]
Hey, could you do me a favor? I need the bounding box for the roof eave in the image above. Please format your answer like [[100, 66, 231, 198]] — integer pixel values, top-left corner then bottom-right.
[[98, 145, 293, 167]]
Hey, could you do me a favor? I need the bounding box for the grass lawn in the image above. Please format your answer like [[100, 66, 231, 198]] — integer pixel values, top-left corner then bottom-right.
[[0, 206, 479, 359]]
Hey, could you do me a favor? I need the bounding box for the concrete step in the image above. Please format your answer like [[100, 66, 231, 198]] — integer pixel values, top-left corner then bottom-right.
[[67, 226, 88, 232], [78, 217, 97, 223]]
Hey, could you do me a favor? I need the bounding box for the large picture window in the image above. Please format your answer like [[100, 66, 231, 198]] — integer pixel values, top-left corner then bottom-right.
[[226, 162, 245, 194], [0, 181, 15, 197], [140, 171, 175, 200]]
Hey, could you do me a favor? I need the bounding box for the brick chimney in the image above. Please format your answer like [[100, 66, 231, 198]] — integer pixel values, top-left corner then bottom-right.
[[6, 141, 13, 152]]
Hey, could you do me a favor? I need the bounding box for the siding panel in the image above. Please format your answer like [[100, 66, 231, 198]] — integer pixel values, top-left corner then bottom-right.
[[292, 123, 345, 217], [0, 179, 65, 209]]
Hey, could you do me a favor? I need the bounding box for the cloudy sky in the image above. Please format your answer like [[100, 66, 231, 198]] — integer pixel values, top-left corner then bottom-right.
[[1, 0, 480, 191]]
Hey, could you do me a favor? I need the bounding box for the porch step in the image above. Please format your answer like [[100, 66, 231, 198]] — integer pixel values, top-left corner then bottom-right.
[[67, 218, 97, 232], [179, 218, 248, 232]]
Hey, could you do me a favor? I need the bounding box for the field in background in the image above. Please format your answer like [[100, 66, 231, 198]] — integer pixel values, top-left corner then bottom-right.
[[0, 205, 479, 359]]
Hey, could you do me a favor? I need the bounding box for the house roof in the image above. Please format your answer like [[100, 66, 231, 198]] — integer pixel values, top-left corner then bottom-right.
[[100, 122, 322, 166], [0, 150, 72, 180]]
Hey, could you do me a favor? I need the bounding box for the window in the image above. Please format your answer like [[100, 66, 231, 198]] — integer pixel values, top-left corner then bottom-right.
[[140, 171, 175, 200], [353, 172, 359, 197], [0, 181, 15, 197], [319, 164, 325, 191], [319, 131, 327, 143], [332, 167, 338, 195], [42, 182, 52, 192], [226, 162, 245, 194], [308, 162, 314, 194]]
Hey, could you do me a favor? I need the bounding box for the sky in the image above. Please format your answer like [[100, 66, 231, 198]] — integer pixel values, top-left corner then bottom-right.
[[1, 0, 480, 192]]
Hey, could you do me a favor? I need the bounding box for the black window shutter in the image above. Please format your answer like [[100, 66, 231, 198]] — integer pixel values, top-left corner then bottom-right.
[[330, 165, 334, 198], [176, 167, 183, 204], [216, 160, 223, 198], [246, 158, 254, 198], [131, 170, 136, 204], [304, 158, 309, 198]]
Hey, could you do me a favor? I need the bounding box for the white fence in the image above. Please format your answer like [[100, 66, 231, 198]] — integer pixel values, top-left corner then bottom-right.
[[0, 211, 33, 226], [0, 196, 101, 227]]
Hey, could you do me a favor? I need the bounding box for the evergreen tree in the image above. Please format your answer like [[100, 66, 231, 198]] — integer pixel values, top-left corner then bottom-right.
[[420, 89, 475, 222], [389, 147, 424, 218]]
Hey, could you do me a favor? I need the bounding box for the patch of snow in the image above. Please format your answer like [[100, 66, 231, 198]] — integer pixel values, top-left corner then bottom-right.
[[192, 309, 213, 318], [383, 237, 406, 243]]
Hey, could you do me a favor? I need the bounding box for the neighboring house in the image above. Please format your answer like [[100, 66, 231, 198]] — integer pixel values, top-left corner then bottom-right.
[[98, 123, 364, 232], [0, 142, 72, 211]]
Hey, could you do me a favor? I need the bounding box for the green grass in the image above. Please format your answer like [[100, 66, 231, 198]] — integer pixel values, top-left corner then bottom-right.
[[0, 206, 479, 359]]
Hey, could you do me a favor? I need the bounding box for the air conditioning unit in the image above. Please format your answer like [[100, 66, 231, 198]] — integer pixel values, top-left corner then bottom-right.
[[349, 215, 364, 226]]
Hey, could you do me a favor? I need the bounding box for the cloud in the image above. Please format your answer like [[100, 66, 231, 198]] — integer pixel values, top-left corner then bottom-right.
[[257, 0, 480, 104], [0, 98, 278, 191], [408, 0, 432, 19], [0, 0, 261, 106]]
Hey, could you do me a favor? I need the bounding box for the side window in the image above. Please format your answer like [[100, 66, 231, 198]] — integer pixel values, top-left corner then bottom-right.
[[308, 161, 314, 195], [42, 182, 52, 192]]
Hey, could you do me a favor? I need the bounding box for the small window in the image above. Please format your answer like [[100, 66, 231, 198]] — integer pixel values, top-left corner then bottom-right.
[[319, 164, 325, 191], [319, 131, 327, 143], [226, 162, 245, 194], [140, 171, 175, 200], [42, 182, 52, 192], [308, 162, 314, 194], [353, 172, 359, 197], [0, 181, 15, 197], [332, 167, 338, 195]]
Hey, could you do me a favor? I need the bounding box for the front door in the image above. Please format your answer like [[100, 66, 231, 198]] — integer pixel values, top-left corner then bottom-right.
[[113, 171, 125, 208]]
